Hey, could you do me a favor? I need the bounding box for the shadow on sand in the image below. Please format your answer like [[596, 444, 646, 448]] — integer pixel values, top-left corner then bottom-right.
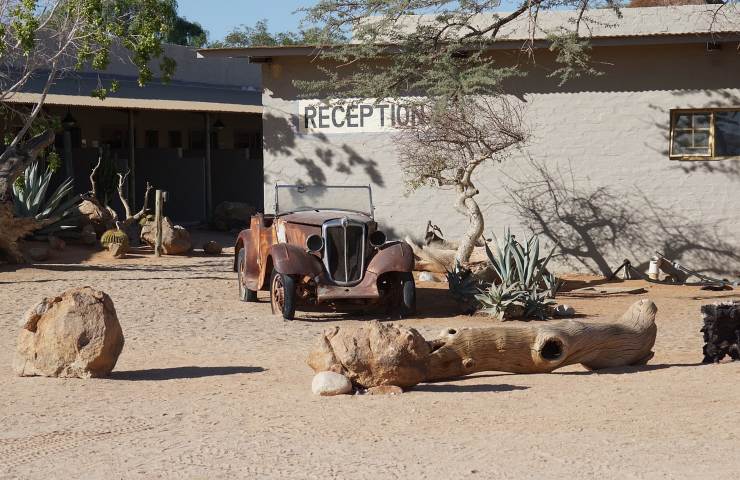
[[556, 362, 704, 376], [110, 366, 264, 381], [412, 383, 529, 393]]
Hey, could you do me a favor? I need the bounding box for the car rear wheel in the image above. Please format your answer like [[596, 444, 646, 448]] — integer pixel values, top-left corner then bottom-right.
[[237, 249, 258, 302], [399, 273, 416, 318], [270, 270, 296, 320]]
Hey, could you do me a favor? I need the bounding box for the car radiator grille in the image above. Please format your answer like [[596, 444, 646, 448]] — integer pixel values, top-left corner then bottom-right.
[[324, 221, 365, 284]]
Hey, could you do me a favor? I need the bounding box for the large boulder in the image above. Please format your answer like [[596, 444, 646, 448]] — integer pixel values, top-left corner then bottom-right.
[[212, 201, 256, 231], [307, 321, 431, 388], [140, 217, 192, 255], [13, 287, 125, 378], [76, 199, 114, 235]]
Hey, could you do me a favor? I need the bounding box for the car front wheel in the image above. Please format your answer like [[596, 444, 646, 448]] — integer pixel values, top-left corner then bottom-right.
[[237, 249, 258, 302], [270, 270, 296, 320], [399, 273, 416, 318]]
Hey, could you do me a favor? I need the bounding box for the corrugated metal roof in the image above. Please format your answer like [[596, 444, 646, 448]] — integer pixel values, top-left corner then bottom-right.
[[4, 92, 262, 114], [198, 4, 740, 60], [444, 4, 740, 40]]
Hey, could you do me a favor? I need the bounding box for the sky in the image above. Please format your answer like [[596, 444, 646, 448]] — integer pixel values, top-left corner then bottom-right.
[[177, 1, 524, 44], [177, 0, 316, 43]]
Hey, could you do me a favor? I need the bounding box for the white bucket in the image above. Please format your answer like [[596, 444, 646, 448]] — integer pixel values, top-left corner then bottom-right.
[[648, 258, 660, 280]]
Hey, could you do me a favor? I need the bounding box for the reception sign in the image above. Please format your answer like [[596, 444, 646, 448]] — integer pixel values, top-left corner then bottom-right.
[[298, 99, 427, 134]]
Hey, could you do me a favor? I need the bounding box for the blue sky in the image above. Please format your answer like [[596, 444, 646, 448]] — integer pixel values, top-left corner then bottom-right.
[[177, 1, 524, 43], [177, 0, 316, 42]]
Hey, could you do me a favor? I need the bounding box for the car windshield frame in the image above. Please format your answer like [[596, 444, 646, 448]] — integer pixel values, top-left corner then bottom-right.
[[274, 184, 375, 218]]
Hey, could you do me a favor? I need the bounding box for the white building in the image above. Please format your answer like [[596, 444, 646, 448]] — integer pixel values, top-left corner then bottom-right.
[[200, 5, 740, 276]]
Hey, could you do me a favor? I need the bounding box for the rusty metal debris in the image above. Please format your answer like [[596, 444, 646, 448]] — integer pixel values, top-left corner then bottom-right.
[[610, 252, 737, 289]]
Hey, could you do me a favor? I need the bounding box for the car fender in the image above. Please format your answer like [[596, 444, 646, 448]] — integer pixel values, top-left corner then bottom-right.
[[233, 229, 251, 271], [367, 241, 414, 275], [269, 243, 324, 278]]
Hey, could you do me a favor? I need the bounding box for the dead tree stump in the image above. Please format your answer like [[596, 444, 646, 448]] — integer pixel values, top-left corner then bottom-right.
[[701, 302, 740, 363], [307, 299, 658, 388]]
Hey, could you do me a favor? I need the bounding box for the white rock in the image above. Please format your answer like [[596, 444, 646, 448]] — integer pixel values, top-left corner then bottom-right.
[[418, 271, 438, 282], [554, 304, 576, 317], [311, 371, 352, 396]]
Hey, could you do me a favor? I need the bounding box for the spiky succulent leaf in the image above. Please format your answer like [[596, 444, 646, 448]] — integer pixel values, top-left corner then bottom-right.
[[12, 161, 81, 221]]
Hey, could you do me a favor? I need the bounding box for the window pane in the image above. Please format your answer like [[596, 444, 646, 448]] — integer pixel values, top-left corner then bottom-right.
[[674, 114, 691, 128], [693, 114, 710, 129], [694, 131, 710, 148], [672, 131, 692, 154], [715, 111, 740, 156]]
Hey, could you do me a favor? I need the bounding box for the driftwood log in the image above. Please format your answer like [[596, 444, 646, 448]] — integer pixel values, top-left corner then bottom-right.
[[406, 236, 488, 273], [0, 203, 53, 262], [307, 299, 658, 388]]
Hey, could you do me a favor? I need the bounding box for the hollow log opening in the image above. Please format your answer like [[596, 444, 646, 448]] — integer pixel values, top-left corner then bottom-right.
[[540, 339, 564, 361]]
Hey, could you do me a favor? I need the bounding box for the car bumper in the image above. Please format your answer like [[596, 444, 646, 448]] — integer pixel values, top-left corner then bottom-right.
[[316, 271, 380, 302]]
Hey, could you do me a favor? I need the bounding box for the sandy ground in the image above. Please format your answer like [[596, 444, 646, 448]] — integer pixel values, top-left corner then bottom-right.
[[1, 233, 739, 480]]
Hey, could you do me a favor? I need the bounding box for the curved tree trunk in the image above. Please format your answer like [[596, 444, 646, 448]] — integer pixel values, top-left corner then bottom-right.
[[0, 130, 55, 201], [307, 299, 658, 388], [454, 180, 484, 265]]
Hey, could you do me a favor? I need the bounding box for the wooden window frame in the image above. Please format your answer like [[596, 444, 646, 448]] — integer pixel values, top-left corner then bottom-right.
[[670, 108, 740, 161]]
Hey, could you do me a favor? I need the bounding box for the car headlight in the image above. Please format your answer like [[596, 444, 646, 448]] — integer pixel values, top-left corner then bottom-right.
[[369, 230, 386, 248], [306, 234, 324, 253]]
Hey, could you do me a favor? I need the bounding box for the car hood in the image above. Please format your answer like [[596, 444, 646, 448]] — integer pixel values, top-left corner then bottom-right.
[[278, 210, 372, 226]]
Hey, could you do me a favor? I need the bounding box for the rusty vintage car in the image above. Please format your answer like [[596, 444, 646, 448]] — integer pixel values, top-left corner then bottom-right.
[[234, 185, 416, 320]]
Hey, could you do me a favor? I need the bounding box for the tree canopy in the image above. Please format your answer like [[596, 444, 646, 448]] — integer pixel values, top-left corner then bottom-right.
[[209, 19, 346, 48], [296, 0, 633, 101], [0, 0, 178, 161], [167, 15, 207, 48]]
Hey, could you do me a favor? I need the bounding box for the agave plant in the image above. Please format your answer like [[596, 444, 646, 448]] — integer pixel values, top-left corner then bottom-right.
[[475, 283, 527, 321], [12, 161, 80, 220], [446, 262, 481, 304], [485, 229, 518, 288], [522, 287, 557, 320], [482, 228, 559, 320], [446, 262, 487, 314], [543, 271, 563, 299]]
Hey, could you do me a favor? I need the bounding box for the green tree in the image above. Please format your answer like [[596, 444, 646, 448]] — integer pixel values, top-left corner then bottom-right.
[[0, 0, 178, 199], [210, 19, 346, 48], [167, 15, 207, 48]]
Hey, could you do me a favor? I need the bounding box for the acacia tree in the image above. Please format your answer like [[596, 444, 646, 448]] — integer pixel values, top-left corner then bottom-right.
[[0, 0, 177, 199], [293, 0, 637, 262], [395, 96, 527, 263]]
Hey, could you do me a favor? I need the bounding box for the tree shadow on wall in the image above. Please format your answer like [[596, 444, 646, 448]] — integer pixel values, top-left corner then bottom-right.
[[501, 158, 740, 277], [263, 112, 385, 187]]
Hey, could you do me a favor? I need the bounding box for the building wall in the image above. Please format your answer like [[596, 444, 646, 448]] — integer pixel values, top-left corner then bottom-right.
[[260, 42, 740, 276], [45, 106, 264, 221], [47, 107, 261, 150]]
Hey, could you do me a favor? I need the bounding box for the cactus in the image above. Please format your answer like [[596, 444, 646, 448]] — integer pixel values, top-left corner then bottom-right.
[[100, 228, 129, 250]]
